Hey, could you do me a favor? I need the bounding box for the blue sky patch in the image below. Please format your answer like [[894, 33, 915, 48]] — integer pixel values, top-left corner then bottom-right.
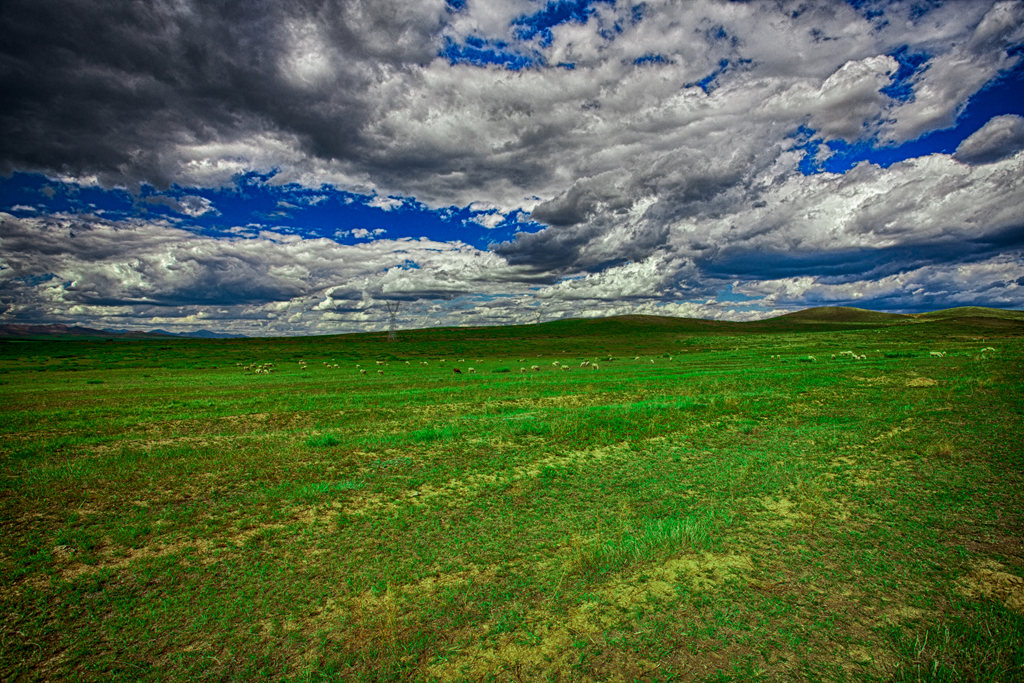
[[880, 45, 930, 103], [512, 0, 614, 46], [0, 172, 544, 251], [441, 36, 540, 70], [634, 54, 669, 66]]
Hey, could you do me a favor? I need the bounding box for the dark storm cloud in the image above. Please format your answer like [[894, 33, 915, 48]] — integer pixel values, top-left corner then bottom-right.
[[701, 234, 1024, 283], [0, 0, 447, 185]]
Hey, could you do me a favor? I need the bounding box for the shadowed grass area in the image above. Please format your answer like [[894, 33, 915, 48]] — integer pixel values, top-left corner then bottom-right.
[[1, 311, 1022, 680]]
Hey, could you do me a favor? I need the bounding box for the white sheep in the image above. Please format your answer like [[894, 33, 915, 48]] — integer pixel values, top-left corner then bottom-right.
[[468, 367, 475, 373], [377, 369, 384, 375], [520, 367, 527, 373], [360, 369, 366, 375], [929, 351, 945, 358], [531, 365, 540, 371], [981, 346, 996, 353], [580, 361, 590, 367], [591, 363, 599, 370]]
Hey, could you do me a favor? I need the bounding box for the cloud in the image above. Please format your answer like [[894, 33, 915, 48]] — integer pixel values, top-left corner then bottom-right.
[[470, 212, 504, 229], [336, 227, 388, 240], [733, 253, 1024, 311], [955, 114, 1024, 164], [144, 194, 219, 217], [366, 195, 406, 211], [879, 2, 1024, 143], [0, 211, 547, 333], [2, 1, 1023, 331]]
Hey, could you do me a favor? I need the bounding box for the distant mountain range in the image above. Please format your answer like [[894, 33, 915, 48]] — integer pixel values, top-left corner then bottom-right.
[[0, 323, 245, 339]]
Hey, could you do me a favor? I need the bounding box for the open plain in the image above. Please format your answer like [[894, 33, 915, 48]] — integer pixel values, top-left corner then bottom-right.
[[2, 308, 1023, 681]]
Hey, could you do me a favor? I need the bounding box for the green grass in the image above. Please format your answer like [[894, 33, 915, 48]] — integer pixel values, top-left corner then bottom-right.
[[1, 313, 1023, 680]]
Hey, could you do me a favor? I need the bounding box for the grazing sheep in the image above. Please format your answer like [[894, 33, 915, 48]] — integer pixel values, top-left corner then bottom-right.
[[981, 346, 996, 353], [360, 369, 366, 375], [531, 365, 540, 371], [929, 351, 945, 358], [468, 368, 475, 373], [591, 363, 599, 370], [580, 361, 590, 367], [520, 367, 527, 373], [649, 359, 655, 364], [453, 368, 462, 374], [377, 370, 384, 375], [831, 354, 836, 360]]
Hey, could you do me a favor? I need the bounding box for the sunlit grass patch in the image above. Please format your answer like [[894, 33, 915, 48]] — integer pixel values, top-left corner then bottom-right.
[[305, 433, 340, 448]]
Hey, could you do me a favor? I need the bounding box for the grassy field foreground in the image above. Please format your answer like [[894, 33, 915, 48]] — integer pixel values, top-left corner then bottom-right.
[[1, 313, 1023, 681]]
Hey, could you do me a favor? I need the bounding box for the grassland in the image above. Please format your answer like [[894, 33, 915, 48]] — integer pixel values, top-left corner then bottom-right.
[[1, 311, 1023, 681]]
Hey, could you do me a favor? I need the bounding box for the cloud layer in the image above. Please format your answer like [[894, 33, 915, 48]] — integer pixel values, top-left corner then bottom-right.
[[1, 0, 1022, 333]]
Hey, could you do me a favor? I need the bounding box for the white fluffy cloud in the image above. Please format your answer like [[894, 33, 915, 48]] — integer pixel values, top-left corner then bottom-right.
[[955, 114, 1024, 164]]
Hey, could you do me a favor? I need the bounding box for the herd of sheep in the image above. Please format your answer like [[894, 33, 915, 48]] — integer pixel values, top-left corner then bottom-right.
[[237, 346, 995, 377]]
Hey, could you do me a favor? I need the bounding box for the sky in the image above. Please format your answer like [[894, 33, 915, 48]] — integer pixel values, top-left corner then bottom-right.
[[1, 0, 1023, 336]]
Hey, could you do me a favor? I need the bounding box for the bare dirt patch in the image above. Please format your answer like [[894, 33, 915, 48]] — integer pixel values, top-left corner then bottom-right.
[[958, 560, 1024, 613]]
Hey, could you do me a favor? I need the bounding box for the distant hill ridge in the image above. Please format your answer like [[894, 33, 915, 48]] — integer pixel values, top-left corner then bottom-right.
[[1, 305, 1021, 339], [769, 306, 911, 323], [0, 324, 244, 339]]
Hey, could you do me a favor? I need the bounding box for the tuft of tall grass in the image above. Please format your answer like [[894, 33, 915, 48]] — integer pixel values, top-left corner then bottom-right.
[[305, 433, 340, 448], [570, 507, 726, 577]]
